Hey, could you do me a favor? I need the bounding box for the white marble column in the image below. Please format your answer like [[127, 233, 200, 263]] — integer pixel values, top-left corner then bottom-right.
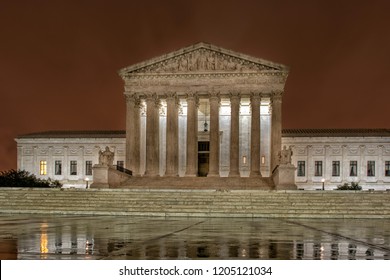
[[63, 146, 68, 177], [271, 92, 282, 172], [185, 92, 198, 177], [208, 92, 221, 177], [250, 93, 261, 177], [359, 145, 366, 182], [125, 94, 141, 175], [229, 92, 240, 177], [307, 145, 313, 183], [378, 145, 384, 183], [145, 93, 160, 176], [165, 93, 179, 176]]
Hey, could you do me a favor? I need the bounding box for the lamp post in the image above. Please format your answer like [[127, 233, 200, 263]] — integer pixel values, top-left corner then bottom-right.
[[321, 178, 325, 191], [85, 178, 90, 189]]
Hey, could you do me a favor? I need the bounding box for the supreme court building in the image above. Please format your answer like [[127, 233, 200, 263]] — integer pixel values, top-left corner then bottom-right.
[[15, 43, 390, 190], [120, 42, 287, 179]]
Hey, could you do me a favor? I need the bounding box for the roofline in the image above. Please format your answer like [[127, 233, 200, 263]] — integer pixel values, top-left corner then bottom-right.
[[118, 42, 289, 76], [15, 128, 390, 140], [16, 130, 126, 139], [282, 128, 390, 137]]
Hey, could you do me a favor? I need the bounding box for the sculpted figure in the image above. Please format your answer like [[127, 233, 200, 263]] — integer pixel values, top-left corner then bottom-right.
[[98, 146, 114, 166], [178, 57, 188, 71], [279, 145, 293, 165], [197, 53, 207, 70]]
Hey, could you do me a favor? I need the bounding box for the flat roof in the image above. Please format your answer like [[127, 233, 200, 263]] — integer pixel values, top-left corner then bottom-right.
[[16, 128, 390, 139], [17, 130, 126, 139], [282, 128, 390, 137]]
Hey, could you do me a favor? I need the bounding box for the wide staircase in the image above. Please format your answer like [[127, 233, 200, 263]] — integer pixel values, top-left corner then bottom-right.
[[0, 188, 389, 218]]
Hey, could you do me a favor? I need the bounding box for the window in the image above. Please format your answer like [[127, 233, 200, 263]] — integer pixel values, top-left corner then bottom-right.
[[367, 161, 375, 177], [332, 161, 340, 177], [350, 161, 357, 177], [39, 160, 47, 175], [386, 161, 390, 177], [314, 161, 322, 177], [70, 161, 77, 175], [55, 160, 62, 175], [198, 141, 210, 152], [85, 161, 92, 176], [117, 161, 124, 168], [297, 161, 305, 176]]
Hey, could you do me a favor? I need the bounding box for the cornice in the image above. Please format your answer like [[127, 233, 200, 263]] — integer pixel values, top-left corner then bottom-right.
[[122, 70, 287, 80]]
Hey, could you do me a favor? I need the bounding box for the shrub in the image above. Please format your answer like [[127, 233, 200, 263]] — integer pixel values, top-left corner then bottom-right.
[[0, 169, 62, 188], [336, 182, 362, 191]]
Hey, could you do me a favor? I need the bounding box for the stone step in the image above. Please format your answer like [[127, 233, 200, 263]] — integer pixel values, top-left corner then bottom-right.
[[1, 189, 390, 218]]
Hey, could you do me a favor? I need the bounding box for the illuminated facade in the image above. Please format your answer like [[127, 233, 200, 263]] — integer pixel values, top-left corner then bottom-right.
[[15, 129, 390, 190], [15, 43, 390, 190]]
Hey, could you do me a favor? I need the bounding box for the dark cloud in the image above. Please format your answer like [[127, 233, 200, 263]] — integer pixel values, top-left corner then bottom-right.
[[1, 0, 389, 170]]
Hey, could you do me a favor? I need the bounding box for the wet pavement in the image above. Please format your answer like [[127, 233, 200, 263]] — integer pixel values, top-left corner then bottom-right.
[[0, 214, 389, 260]]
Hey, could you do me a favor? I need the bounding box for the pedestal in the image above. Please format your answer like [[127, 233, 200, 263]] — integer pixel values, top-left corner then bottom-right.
[[90, 164, 110, 189], [272, 164, 297, 190]]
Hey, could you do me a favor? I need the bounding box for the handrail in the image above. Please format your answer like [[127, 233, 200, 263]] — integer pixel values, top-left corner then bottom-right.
[[114, 165, 132, 176]]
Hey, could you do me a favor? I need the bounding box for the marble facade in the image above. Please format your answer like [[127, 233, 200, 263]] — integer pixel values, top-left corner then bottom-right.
[[14, 43, 390, 190], [119, 43, 288, 180], [15, 130, 390, 189]]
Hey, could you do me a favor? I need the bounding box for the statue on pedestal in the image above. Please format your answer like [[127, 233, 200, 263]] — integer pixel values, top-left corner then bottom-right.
[[279, 145, 293, 165], [98, 146, 114, 166]]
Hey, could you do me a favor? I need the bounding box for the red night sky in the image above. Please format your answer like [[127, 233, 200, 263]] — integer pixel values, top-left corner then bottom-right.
[[1, 0, 390, 171]]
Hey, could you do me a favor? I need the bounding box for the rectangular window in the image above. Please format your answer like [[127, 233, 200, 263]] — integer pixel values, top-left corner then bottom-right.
[[350, 161, 357, 177], [117, 161, 124, 168], [39, 160, 47, 175], [85, 161, 92, 176], [367, 161, 375, 177], [314, 161, 322, 177], [70, 161, 77, 175], [332, 161, 340, 177], [386, 161, 390, 177], [297, 161, 305, 176], [55, 160, 62, 175], [198, 141, 210, 152]]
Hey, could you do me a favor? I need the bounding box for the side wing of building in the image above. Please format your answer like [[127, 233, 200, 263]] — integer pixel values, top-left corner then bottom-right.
[[15, 129, 390, 190], [15, 131, 126, 188], [283, 129, 390, 190]]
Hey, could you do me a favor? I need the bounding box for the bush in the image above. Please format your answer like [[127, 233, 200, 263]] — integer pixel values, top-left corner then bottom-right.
[[0, 169, 62, 188], [336, 182, 362, 191]]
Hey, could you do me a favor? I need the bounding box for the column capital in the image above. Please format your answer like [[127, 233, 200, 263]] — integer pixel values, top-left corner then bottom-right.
[[125, 92, 139, 101], [165, 92, 177, 100], [145, 92, 161, 107], [209, 91, 221, 103], [186, 91, 198, 99], [186, 92, 199, 108], [229, 91, 241, 101], [271, 91, 283, 103], [250, 92, 262, 102]]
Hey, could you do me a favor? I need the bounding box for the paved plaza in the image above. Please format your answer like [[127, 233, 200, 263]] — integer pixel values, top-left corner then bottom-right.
[[0, 214, 389, 260]]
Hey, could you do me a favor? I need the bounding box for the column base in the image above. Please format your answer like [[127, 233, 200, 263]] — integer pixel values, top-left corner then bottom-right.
[[164, 173, 179, 177], [207, 173, 220, 178], [143, 173, 160, 178], [228, 172, 240, 178], [250, 171, 262, 177]]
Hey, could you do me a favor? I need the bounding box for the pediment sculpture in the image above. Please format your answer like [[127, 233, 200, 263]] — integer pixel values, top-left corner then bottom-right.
[[133, 49, 277, 74]]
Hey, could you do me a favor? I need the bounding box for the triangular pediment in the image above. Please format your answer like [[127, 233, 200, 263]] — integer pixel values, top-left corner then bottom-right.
[[119, 42, 288, 76]]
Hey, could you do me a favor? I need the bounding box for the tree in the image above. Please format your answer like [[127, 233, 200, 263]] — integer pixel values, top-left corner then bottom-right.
[[0, 169, 62, 188]]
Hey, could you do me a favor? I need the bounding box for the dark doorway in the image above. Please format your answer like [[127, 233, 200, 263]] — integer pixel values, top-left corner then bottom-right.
[[198, 141, 209, 177]]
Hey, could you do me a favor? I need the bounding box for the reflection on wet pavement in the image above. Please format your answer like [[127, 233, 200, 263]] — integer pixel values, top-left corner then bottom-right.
[[0, 215, 389, 260]]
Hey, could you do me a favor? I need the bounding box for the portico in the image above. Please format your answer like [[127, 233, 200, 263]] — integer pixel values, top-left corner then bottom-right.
[[120, 43, 289, 182]]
